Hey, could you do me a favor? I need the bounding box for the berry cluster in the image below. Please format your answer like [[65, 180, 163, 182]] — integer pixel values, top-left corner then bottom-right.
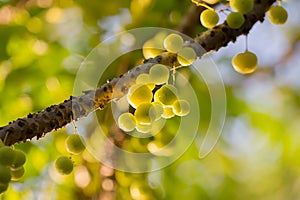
[[0, 142, 26, 194], [195, 0, 289, 75], [143, 33, 197, 66], [54, 133, 85, 175], [117, 64, 190, 134]]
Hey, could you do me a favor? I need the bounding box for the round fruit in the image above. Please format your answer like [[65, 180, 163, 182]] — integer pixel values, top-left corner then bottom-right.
[[65, 134, 86, 155], [226, 12, 245, 29], [200, 9, 219, 28], [268, 6, 288, 25], [10, 166, 25, 181], [177, 47, 197, 66], [202, 0, 220, 4], [55, 156, 73, 175], [127, 84, 153, 108], [134, 103, 157, 125], [0, 165, 11, 184], [136, 123, 152, 134], [136, 74, 155, 90], [151, 102, 164, 120], [142, 39, 164, 59], [149, 64, 170, 85], [0, 147, 16, 166], [162, 106, 175, 119], [173, 100, 190, 116], [163, 33, 184, 53], [229, 0, 254, 14], [11, 149, 26, 168], [118, 112, 136, 132], [154, 85, 178, 106], [232, 51, 258, 74], [0, 183, 8, 194]]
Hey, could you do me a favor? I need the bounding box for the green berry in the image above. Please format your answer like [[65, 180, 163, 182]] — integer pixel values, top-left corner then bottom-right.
[[0, 147, 16, 166], [55, 156, 73, 175], [10, 166, 25, 181], [268, 5, 288, 25], [0, 165, 11, 184], [226, 12, 245, 29], [11, 149, 26, 168], [65, 134, 86, 155], [230, 0, 254, 14]]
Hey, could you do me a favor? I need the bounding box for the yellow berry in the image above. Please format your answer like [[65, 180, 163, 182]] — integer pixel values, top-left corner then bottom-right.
[[200, 9, 219, 28], [268, 6, 288, 25], [177, 47, 196, 66], [118, 112, 136, 132], [163, 33, 184, 53], [173, 99, 190, 116], [232, 51, 258, 74], [127, 84, 153, 108]]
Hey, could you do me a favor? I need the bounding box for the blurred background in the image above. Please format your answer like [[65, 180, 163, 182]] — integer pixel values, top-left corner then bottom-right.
[[1, 0, 300, 199]]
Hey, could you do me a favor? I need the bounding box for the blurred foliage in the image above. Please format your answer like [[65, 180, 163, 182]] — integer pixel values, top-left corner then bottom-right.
[[1, 0, 300, 199]]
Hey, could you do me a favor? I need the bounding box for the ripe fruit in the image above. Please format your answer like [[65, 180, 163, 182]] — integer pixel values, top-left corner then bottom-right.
[[268, 6, 288, 25], [177, 47, 197, 66], [65, 134, 86, 155], [149, 64, 170, 85], [135, 74, 155, 90], [10, 166, 25, 181], [232, 51, 258, 74], [163, 33, 184, 53], [151, 102, 164, 121], [202, 0, 220, 4], [154, 85, 178, 106], [136, 123, 152, 134], [200, 9, 219, 28], [55, 156, 73, 175], [229, 0, 254, 14], [118, 112, 136, 132], [0, 165, 11, 184], [0, 147, 16, 166], [142, 39, 163, 59], [127, 84, 153, 108], [162, 107, 175, 119], [173, 100, 190, 116], [226, 12, 245, 29], [11, 149, 26, 168], [134, 103, 157, 125]]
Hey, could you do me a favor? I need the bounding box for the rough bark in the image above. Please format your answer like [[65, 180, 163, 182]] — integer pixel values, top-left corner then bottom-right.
[[0, 0, 276, 145]]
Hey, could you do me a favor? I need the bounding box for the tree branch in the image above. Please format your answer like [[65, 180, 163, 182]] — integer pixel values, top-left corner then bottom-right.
[[0, 0, 276, 146]]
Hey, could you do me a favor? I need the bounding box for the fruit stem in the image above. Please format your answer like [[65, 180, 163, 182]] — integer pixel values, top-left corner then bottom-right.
[[71, 118, 78, 134], [277, 0, 281, 6], [191, 0, 215, 11], [245, 35, 249, 52]]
